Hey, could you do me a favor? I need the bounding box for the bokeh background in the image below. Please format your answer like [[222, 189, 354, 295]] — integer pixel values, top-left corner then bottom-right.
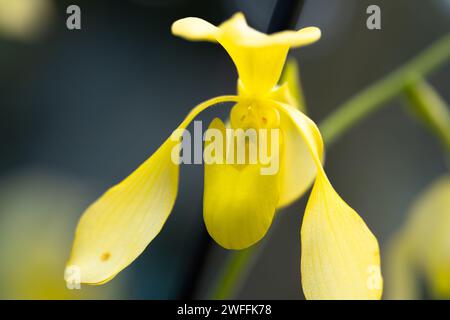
[[0, 0, 448, 299]]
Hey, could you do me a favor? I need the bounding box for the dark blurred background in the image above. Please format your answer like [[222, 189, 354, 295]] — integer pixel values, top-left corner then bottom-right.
[[0, 0, 448, 299]]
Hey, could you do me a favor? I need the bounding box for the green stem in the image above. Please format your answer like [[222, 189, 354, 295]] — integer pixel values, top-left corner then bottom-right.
[[209, 33, 450, 300], [210, 247, 257, 299], [403, 79, 450, 156], [320, 34, 450, 146]]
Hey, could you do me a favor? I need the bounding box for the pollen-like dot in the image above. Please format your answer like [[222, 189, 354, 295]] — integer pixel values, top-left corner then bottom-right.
[[240, 115, 246, 122], [261, 117, 268, 124], [100, 252, 111, 262]]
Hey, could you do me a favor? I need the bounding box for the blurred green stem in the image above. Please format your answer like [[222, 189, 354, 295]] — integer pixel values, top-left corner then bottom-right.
[[321, 34, 450, 145], [210, 247, 256, 299], [210, 33, 450, 300], [403, 78, 450, 159]]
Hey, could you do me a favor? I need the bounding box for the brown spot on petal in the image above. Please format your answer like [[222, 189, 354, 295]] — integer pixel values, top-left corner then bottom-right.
[[100, 252, 111, 262]]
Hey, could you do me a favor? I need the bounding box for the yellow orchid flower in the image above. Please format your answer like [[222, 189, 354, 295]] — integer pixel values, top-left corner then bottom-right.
[[0, 0, 53, 41], [66, 13, 382, 299], [386, 175, 450, 299]]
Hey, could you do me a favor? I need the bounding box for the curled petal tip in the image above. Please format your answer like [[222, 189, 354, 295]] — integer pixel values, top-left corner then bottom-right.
[[171, 17, 217, 41]]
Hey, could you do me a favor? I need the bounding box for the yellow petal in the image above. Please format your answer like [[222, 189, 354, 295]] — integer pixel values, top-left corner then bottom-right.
[[271, 64, 324, 207], [269, 63, 317, 207], [277, 58, 305, 111], [66, 95, 238, 284], [258, 27, 321, 47], [0, 0, 53, 41], [275, 102, 382, 300], [301, 173, 382, 299], [171, 17, 217, 42], [404, 176, 450, 298], [172, 13, 320, 96], [384, 233, 419, 300], [422, 178, 450, 298], [203, 118, 279, 249], [385, 176, 450, 299], [276, 105, 323, 208]]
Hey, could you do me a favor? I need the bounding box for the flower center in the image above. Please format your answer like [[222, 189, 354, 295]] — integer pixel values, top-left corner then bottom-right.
[[230, 100, 280, 130]]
